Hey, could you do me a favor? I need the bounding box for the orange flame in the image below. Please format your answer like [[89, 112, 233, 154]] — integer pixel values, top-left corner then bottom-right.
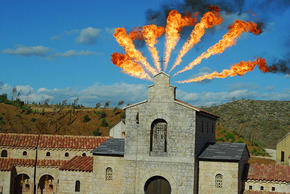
[[175, 20, 261, 76], [164, 10, 197, 71], [176, 58, 267, 83], [111, 52, 152, 80], [113, 28, 157, 75], [169, 11, 222, 73], [129, 27, 143, 40], [143, 25, 165, 72]]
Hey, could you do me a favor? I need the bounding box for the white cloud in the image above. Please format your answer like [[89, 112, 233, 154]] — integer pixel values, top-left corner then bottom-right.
[[1, 82, 289, 107], [227, 82, 258, 91], [105, 27, 115, 35], [50, 29, 79, 40], [76, 27, 101, 44], [2, 45, 50, 57], [52, 50, 101, 58]]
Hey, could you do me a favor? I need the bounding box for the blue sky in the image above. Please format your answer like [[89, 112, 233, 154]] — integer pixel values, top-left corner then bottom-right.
[[0, 0, 289, 107]]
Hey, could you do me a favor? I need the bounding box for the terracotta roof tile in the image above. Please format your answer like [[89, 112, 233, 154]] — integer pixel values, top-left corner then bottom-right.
[[247, 164, 290, 182], [0, 133, 109, 149], [0, 133, 39, 148], [0, 158, 67, 171], [60, 156, 93, 172]]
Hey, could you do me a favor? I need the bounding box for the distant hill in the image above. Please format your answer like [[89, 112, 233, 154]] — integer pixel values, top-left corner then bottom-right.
[[204, 99, 290, 149], [0, 99, 271, 156], [0, 103, 124, 136]]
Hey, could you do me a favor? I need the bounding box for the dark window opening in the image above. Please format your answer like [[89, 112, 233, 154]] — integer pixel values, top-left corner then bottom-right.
[[23, 151, 27, 156], [75, 180, 80, 192], [46, 152, 50, 157], [65, 152, 69, 157], [281, 151, 285, 162], [249, 185, 252, 190], [136, 112, 139, 124], [272, 187, 275, 191], [1, 150, 7, 157], [215, 174, 223, 188], [260, 186, 264, 190], [82, 153, 86, 156]]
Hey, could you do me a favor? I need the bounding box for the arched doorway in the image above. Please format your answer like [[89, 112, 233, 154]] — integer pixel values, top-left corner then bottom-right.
[[144, 176, 171, 194], [38, 174, 54, 194], [14, 174, 30, 194]]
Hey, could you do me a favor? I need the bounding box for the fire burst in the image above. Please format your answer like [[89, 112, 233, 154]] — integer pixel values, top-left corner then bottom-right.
[[111, 8, 268, 83]]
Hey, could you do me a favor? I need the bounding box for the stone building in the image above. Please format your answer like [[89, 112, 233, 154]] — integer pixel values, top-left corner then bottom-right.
[[0, 72, 289, 194], [276, 132, 290, 166]]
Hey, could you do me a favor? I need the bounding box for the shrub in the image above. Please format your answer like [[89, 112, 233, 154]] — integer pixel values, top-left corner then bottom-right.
[[83, 115, 91, 122], [216, 138, 225, 142], [101, 118, 108, 127], [31, 118, 36, 122], [97, 111, 106, 119], [93, 128, 102, 136], [236, 139, 244, 143], [225, 132, 235, 142]]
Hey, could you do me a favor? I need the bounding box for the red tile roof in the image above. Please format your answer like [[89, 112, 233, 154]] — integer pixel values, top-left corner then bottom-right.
[[0, 158, 66, 171], [247, 164, 290, 182], [175, 99, 219, 118], [0, 133, 39, 148], [60, 156, 93, 172], [0, 133, 109, 149]]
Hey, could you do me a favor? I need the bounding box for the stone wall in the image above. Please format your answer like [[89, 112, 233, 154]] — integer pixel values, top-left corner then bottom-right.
[[37, 149, 92, 160], [199, 161, 239, 194], [0, 146, 36, 160], [244, 180, 289, 193], [0, 171, 11, 194], [276, 133, 290, 165], [58, 170, 93, 194]]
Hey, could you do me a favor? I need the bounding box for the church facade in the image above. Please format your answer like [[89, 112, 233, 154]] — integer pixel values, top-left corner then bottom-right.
[[1, 72, 289, 194]]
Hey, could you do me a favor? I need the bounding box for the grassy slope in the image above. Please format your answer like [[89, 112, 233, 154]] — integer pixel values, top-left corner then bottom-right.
[[204, 99, 290, 149]]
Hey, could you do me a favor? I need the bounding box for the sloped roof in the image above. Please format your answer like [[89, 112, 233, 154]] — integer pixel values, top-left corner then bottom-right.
[[0, 133, 109, 149], [0, 158, 66, 171], [92, 138, 124, 156], [60, 156, 93, 172], [175, 99, 218, 118], [198, 143, 248, 161], [0, 133, 39, 148], [247, 164, 289, 182]]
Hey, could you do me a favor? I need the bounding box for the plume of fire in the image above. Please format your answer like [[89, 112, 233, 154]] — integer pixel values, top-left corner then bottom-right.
[[129, 27, 143, 40], [164, 10, 198, 71], [175, 20, 261, 76], [143, 25, 165, 72], [176, 58, 267, 83], [111, 52, 152, 80], [113, 28, 157, 75], [169, 11, 222, 73]]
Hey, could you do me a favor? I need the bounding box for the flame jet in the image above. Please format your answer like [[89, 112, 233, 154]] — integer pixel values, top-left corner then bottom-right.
[[175, 20, 261, 76], [164, 10, 197, 71], [143, 25, 165, 72], [177, 58, 267, 83], [113, 28, 157, 75], [111, 52, 152, 80], [169, 11, 222, 73]]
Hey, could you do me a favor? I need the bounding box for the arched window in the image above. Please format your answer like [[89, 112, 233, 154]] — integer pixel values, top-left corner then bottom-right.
[[75, 180, 80, 192], [215, 174, 223, 188], [106, 167, 112, 180], [46, 152, 50, 157], [65, 152, 69, 157], [82, 153, 86, 156], [1, 150, 7, 157], [150, 119, 167, 154], [23, 151, 27, 156]]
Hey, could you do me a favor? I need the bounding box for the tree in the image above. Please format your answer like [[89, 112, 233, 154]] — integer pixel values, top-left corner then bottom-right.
[[95, 102, 101, 109], [104, 101, 110, 108], [72, 98, 79, 109], [93, 128, 102, 136], [101, 118, 108, 127], [117, 100, 124, 106], [83, 115, 91, 122], [12, 87, 17, 101]]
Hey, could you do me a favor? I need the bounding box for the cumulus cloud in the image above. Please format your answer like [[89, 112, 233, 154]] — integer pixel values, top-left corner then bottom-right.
[[105, 27, 115, 35], [1, 82, 289, 107], [227, 82, 258, 91], [76, 27, 101, 44], [50, 29, 79, 40], [2, 45, 50, 57], [51, 50, 102, 58]]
